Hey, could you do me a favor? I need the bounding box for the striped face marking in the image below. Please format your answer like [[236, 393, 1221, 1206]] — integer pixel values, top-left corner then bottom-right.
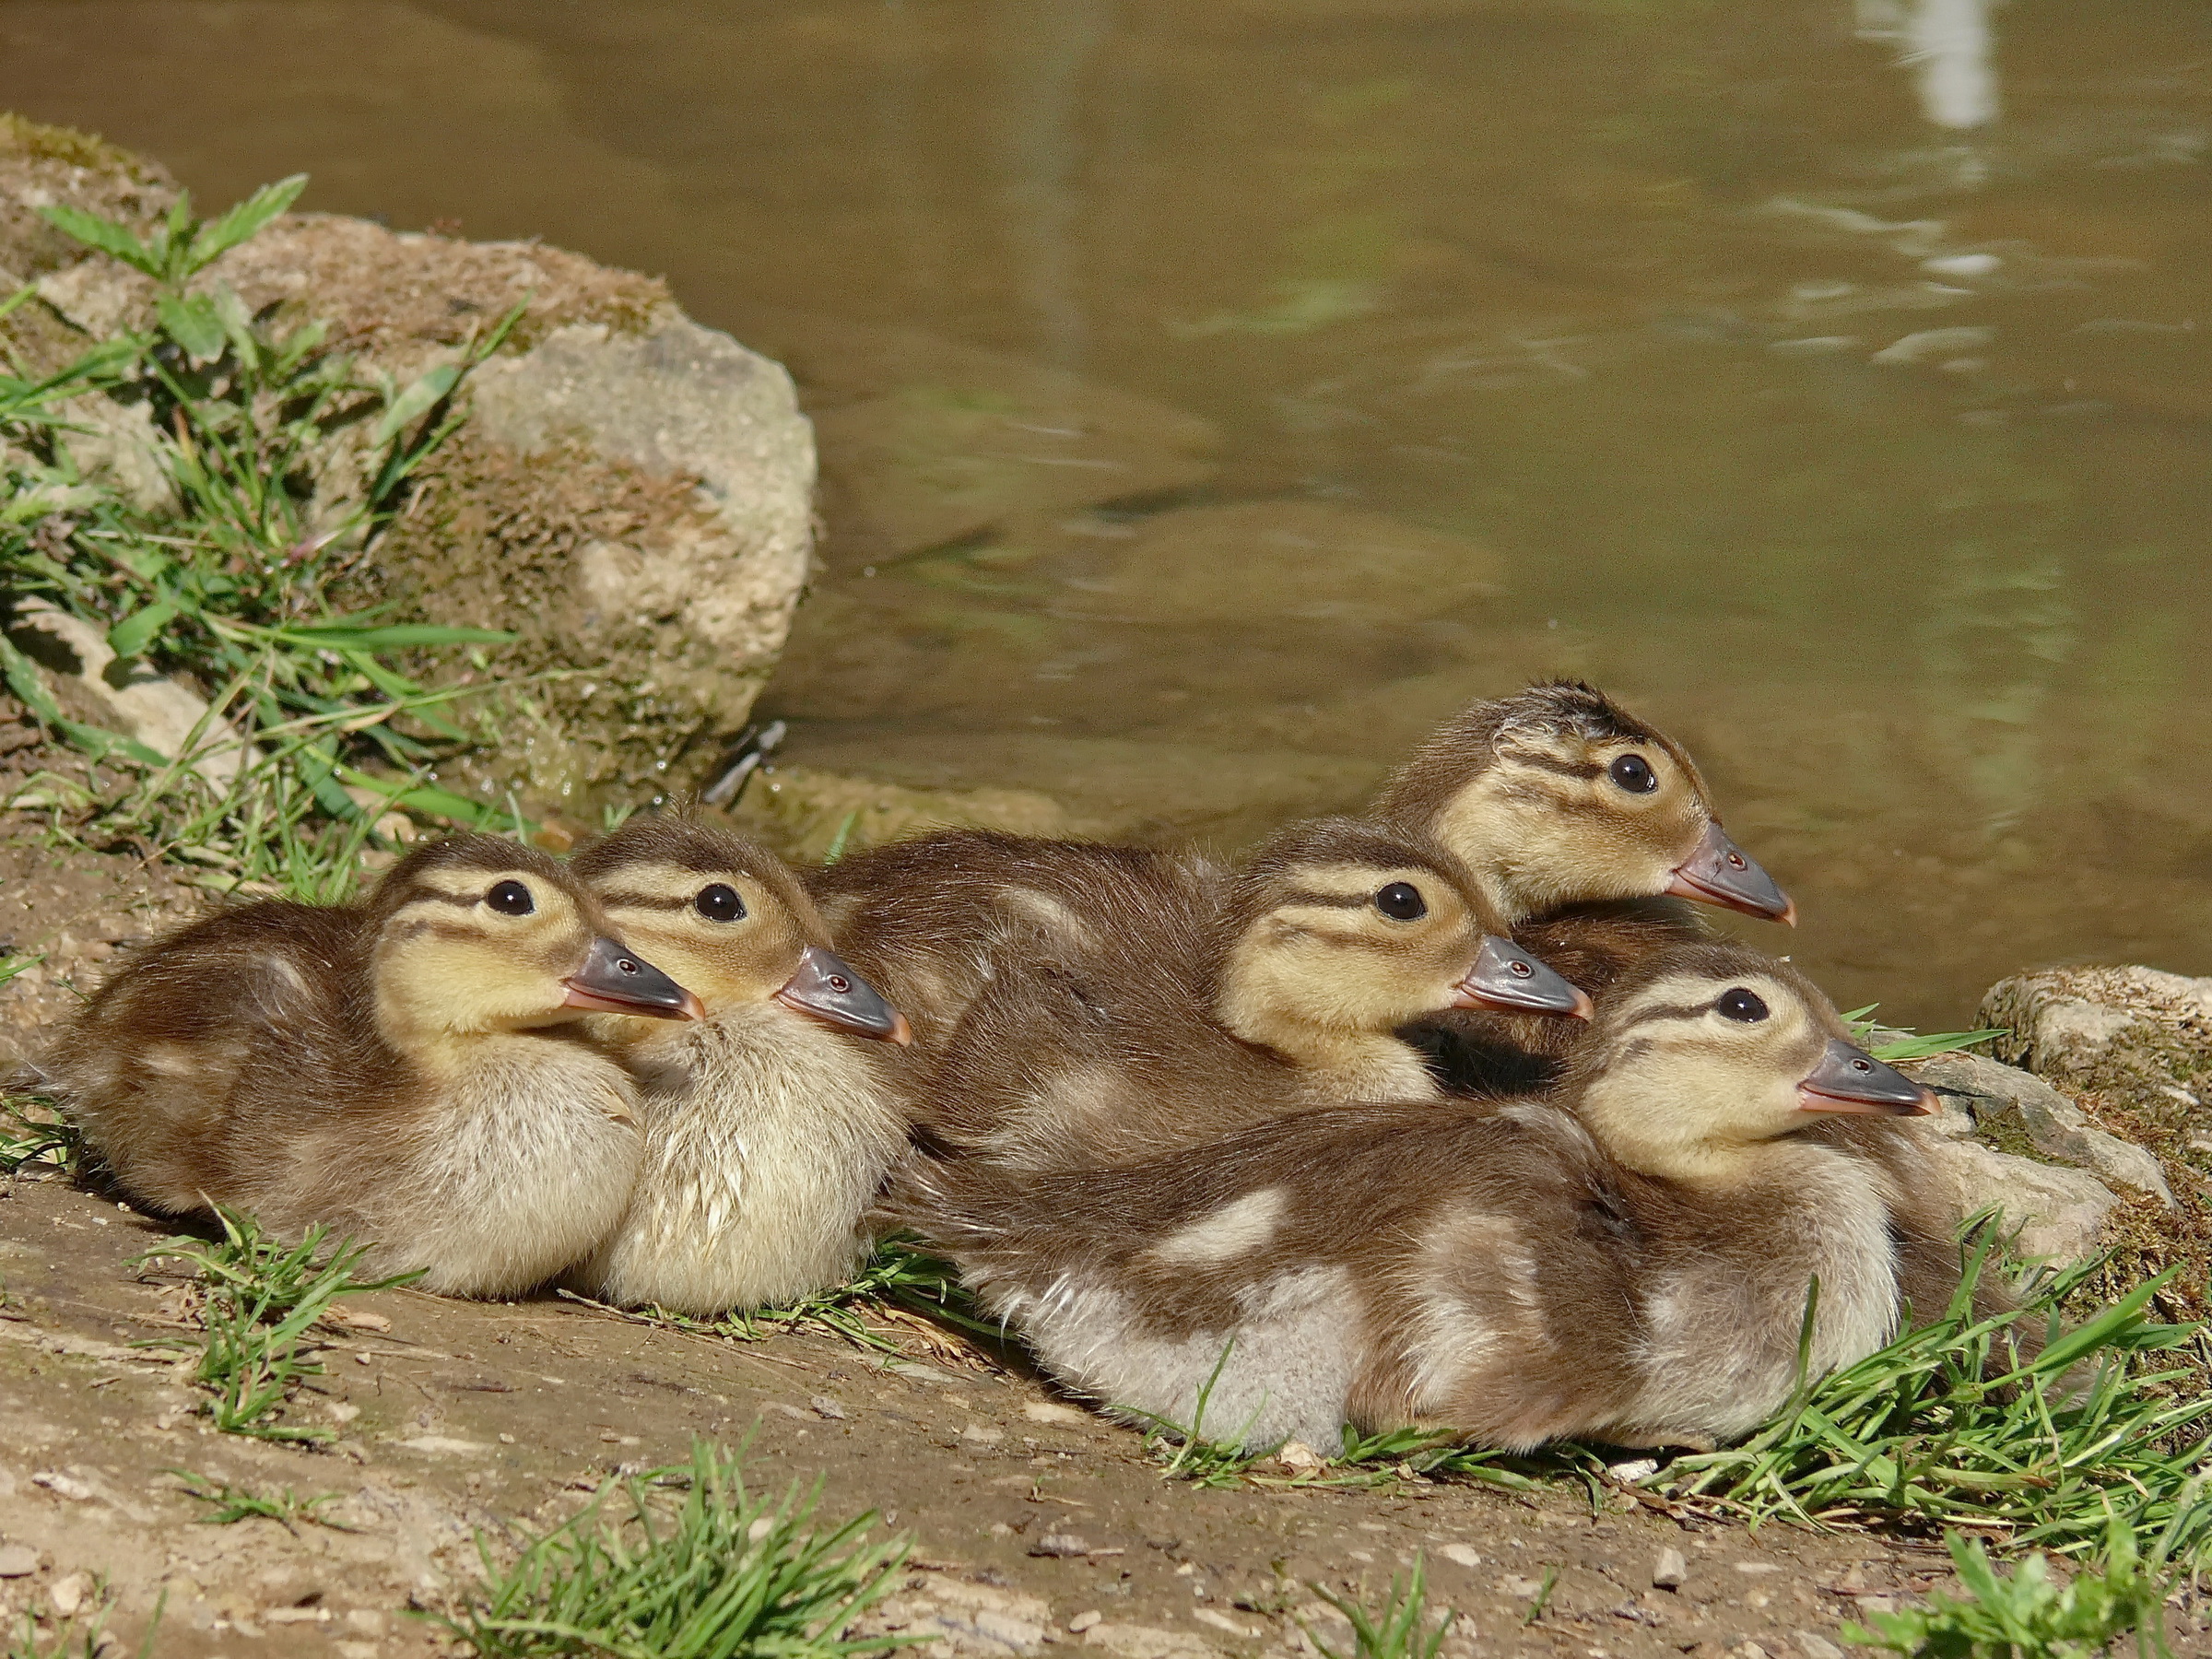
[[372, 865, 608, 1038], [582, 858, 809, 1007]]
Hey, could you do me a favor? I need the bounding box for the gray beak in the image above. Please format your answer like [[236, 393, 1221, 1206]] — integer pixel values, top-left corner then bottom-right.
[[775, 946, 912, 1045], [1796, 1038, 1936, 1115], [1665, 822, 1795, 924], [562, 936, 706, 1021], [1451, 935, 1594, 1019]]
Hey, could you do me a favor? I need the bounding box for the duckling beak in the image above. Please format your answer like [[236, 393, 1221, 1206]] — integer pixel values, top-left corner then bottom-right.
[[776, 946, 913, 1045], [1795, 1038, 1936, 1115], [562, 937, 706, 1021], [1451, 935, 1595, 1019], [1665, 822, 1795, 924]]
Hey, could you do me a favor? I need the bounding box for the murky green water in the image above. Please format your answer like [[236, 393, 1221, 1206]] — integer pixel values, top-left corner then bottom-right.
[[4, 0, 2207, 1024]]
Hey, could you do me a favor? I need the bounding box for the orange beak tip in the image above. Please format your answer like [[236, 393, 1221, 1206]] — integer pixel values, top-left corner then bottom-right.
[[887, 1012, 915, 1048], [1779, 899, 1800, 928], [677, 991, 709, 1023], [1570, 987, 1596, 1021]]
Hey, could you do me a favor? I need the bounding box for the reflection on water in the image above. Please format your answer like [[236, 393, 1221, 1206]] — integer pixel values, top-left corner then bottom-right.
[[0, 0, 2206, 1024]]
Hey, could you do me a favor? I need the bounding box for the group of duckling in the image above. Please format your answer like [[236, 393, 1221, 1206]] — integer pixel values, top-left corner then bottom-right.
[[42, 681, 1988, 1457]]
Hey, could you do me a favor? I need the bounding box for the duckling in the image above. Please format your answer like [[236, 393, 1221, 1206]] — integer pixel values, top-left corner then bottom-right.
[[1371, 680, 1794, 1096], [44, 835, 701, 1297], [568, 816, 914, 1314], [923, 817, 1589, 1171], [889, 942, 1951, 1454], [812, 682, 1783, 1077]]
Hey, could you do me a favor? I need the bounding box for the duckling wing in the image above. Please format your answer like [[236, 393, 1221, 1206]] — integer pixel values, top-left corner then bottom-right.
[[809, 830, 1225, 1050], [44, 900, 384, 1212]]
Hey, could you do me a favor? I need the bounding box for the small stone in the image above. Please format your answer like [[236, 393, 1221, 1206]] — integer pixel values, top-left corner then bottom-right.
[[1024, 1401, 1088, 1426], [1606, 1457, 1660, 1484], [1499, 1574, 1546, 1599], [0, 1545, 38, 1578], [1069, 1611, 1104, 1633], [1796, 1634, 1847, 1659], [1440, 1544, 1480, 1569], [49, 1572, 90, 1618], [1032, 1533, 1124, 1559], [809, 1395, 847, 1420], [322, 1306, 391, 1333], [1193, 1609, 1259, 1638], [498, 1433, 515, 1445], [1735, 1561, 1783, 1574], [32, 1472, 93, 1502], [1274, 1440, 1326, 1475], [959, 1422, 1006, 1446], [1653, 1548, 1688, 1590], [747, 1517, 774, 1544]]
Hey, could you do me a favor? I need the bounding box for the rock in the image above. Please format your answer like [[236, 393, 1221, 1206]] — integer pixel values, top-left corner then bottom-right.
[[1022, 1401, 1089, 1427], [0, 1543, 38, 1577], [1085, 1624, 1216, 1659], [1914, 1051, 2173, 1205], [1652, 1547, 1688, 1590], [1274, 1439, 1326, 1475], [1441, 1544, 1481, 1569], [5, 600, 251, 787], [1981, 966, 2212, 1105], [4, 117, 813, 819], [1053, 500, 1503, 627], [1795, 1635, 1847, 1659], [48, 1571, 89, 1618], [1918, 1137, 2118, 1265], [30, 1470, 93, 1502], [879, 1574, 1055, 1658], [1069, 1612, 1104, 1633]]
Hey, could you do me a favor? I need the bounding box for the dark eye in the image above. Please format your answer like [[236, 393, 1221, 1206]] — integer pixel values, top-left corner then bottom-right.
[[1608, 754, 1657, 794], [694, 883, 746, 923], [486, 879, 535, 916], [1374, 882, 1427, 921], [1715, 987, 1769, 1023]]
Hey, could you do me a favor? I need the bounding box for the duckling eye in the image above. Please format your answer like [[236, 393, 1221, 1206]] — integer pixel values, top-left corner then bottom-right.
[[1374, 882, 1427, 921], [694, 883, 746, 923], [1608, 754, 1658, 794], [1715, 987, 1769, 1023], [485, 879, 535, 917]]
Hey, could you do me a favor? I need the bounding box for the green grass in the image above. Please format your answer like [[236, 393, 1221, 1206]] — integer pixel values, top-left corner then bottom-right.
[[1845, 1005, 2009, 1065], [2, 1591, 159, 1659], [441, 1439, 912, 1659], [133, 1206, 416, 1442], [3, 174, 521, 900], [168, 1468, 355, 1532], [1302, 1558, 1454, 1659], [1668, 1230, 2212, 1564], [0, 1089, 80, 1176], [1845, 1521, 2176, 1659]]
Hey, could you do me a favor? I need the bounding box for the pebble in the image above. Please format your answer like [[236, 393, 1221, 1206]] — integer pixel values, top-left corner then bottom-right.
[[1653, 1547, 1688, 1590], [1796, 1635, 1847, 1659], [810, 1395, 847, 1420], [1735, 1561, 1783, 1574], [1275, 1440, 1325, 1475], [1023, 1401, 1088, 1427], [50, 1572, 90, 1618], [31, 1472, 93, 1502], [1069, 1611, 1103, 1633], [0, 1545, 37, 1578], [959, 1423, 1006, 1446], [1441, 1544, 1481, 1569]]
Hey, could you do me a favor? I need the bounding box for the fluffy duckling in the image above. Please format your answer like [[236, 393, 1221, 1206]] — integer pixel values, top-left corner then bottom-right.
[[1371, 681, 1794, 1096], [890, 943, 1951, 1454], [812, 682, 1783, 1075], [568, 817, 914, 1314], [45, 835, 700, 1297], [924, 817, 1589, 1171]]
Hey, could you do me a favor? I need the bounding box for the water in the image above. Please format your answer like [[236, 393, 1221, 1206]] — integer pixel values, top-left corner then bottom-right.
[[3, 0, 2206, 1025]]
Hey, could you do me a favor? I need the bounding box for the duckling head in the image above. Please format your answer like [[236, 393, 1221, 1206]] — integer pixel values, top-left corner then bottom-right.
[[1212, 818, 1592, 1067], [571, 816, 911, 1045], [1371, 681, 1793, 926], [367, 834, 702, 1049], [1567, 941, 1934, 1182]]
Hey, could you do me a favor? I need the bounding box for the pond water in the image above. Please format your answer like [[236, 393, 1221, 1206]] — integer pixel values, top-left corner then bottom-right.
[[3, 0, 2207, 1025]]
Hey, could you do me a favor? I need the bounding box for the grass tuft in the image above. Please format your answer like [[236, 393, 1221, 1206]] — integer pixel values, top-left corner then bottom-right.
[[169, 1469, 356, 1532], [441, 1438, 912, 1659], [3, 175, 521, 900], [0, 1088, 81, 1177], [134, 1206, 415, 1442], [1845, 1519, 2175, 1659], [1844, 1005, 2009, 1065], [1302, 1558, 1454, 1659], [1668, 1228, 2212, 1563]]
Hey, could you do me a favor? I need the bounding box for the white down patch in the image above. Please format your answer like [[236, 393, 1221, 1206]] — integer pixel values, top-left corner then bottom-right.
[[1148, 1188, 1288, 1265], [1005, 1265, 1358, 1452]]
